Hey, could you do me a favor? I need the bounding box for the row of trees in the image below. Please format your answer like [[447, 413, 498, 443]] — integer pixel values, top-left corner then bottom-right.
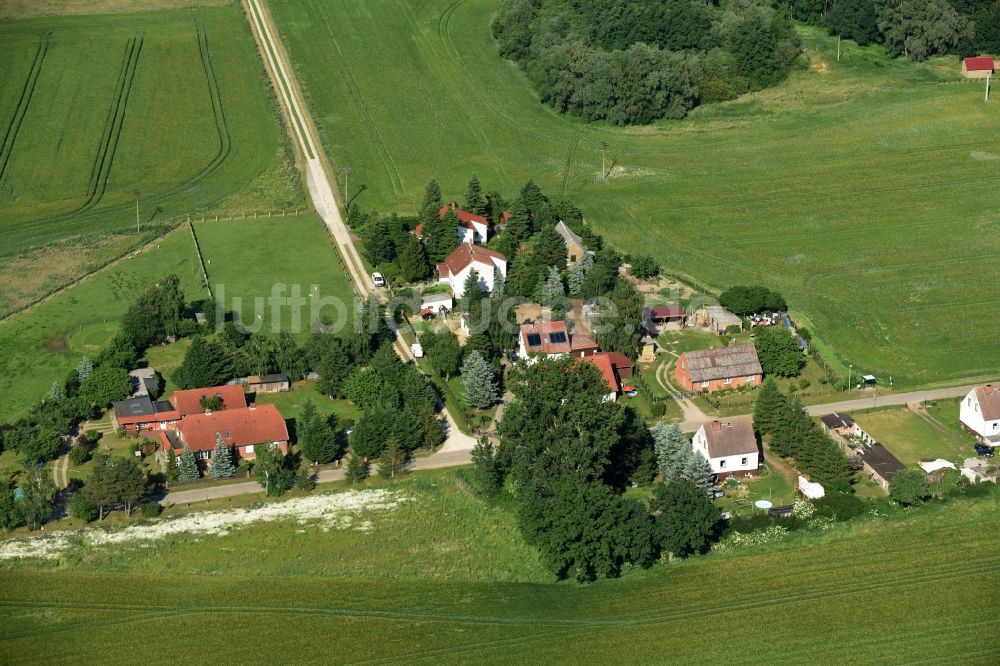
[[718, 285, 787, 315], [492, 0, 802, 124], [788, 0, 997, 62], [753, 378, 854, 492]]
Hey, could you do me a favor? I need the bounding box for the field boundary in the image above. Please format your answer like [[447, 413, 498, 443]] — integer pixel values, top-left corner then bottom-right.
[[186, 218, 213, 299], [0, 32, 49, 182]]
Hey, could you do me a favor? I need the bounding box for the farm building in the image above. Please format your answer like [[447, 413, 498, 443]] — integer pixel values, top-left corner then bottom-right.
[[861, 443, 904, 492], [674, 344, 762, 392], [128, 367, 159, 398], [820, 412, 860, 438], [962, 56, 996, 78], [705, 305, 743, 333], [157, 403, 289, 461], [645, 305, 685, 327], [247, 374, 290, 394], [554, 221, 586, 265], [436, 243, 507, 298], [112, 384, 247, 436], [692, 417, 759, 481], [960, 385, 1000, 445]]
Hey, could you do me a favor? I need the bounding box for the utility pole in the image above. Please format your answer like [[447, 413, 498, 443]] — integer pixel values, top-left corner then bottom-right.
[[339, 165, 352, 203], [986, 72, 992, 103], [133, 190, 141, 235], [837, 35, 841, 62], [848, 364, 853, 393], [600, 141, 608, 182]]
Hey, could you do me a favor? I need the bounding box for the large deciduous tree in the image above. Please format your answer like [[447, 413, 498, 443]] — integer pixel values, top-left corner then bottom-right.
[[754, 326, 805, 377], [79, 365, 132, 407], [877, 0, 972, 61], [651, 480, 721, 558], [173, 336, 229, 390]]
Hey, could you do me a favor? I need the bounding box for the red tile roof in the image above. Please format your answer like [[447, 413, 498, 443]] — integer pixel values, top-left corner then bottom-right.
[[171, 385, 247, 417], [444, 243, 506, 276], [570, 332, 599, 352], [440, 203, 488, 230], [581, 353, 619, 394], [172, 404, 288, 453], [965, 57, 995, 71], [521, 321, 571, 355]]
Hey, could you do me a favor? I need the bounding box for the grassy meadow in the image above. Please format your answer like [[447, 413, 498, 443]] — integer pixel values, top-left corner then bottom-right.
[[195, 215, 356, 338], [269, 0, 1000, 388], [854, 406, 975, 464], [0, 470, 996, 664], [0, 4, 301, 256]]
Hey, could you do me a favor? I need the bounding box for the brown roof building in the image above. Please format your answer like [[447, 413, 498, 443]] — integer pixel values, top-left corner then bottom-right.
[[693, 417, 760, 480], [675, 344, 763, 392]]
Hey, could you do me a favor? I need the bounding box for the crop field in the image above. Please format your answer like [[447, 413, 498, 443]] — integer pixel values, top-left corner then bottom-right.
[[0, 471, 996, 663], [195, 215, 356, 339], [0, 227, 205, 423], [0, 4, 301, 256], [268, 0, 1000, 388]]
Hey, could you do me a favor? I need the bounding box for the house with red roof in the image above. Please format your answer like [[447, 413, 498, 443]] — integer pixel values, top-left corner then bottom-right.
[[579, 351, 634, 402], [416, 203, 490, 246], [157, 403, 289, 461], [518, 321, 601, 359], [963, 56, 996, 78], [675, 344, 762, 392], [437, 243, 507, 298], [111, 384, 247, 436]]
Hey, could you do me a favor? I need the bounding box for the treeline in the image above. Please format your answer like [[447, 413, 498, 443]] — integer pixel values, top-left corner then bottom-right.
[[492, 0, 801, 124], [786, 0, 999, 61]]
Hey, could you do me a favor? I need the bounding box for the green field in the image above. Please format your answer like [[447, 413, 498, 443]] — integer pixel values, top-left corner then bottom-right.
[[269, 0, 1000, 388], [855, 406, 975, 465], [0, 227, 205, 422], [0, 471, 997, 663], [195, 215, 356, 338], [0, 4, 301, 255]]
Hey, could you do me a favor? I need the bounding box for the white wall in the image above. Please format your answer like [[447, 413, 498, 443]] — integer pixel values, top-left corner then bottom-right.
[[960, 389, 1000, 441], [450, 259, 506, 298], [693, 427, 759, 475]]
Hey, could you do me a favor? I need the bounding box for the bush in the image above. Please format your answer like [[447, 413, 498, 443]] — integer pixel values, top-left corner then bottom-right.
[[68, 444, 92, 466], [176, 319, 200, 338], [68, 493, 99, 523], [84, 430, 102, 445], [140, 501, 162, 518], [813, 493, 866, 522], [799, 378, 811, 390], [297, 468, 316, 491]]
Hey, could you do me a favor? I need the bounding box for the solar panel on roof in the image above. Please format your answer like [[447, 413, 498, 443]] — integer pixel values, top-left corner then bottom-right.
[[548, 332, 567, 344], [526, 333, 542, 347]]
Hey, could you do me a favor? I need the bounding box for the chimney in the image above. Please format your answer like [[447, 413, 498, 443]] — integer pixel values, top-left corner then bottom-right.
[[712, 421, 721, 432]]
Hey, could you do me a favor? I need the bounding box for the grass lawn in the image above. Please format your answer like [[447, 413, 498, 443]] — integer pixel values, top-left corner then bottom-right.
[[853, 406, 974, 464], [254, 379, 359, 426], [0, 4, 301, 256], [194, 215, 356, 340], [271, 0, 1000, 388], [0, 470, 996, 663], [0, 227, 205, 423]]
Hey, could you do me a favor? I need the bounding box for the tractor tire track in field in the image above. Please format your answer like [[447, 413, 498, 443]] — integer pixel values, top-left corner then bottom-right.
[[184, 19, 233, 187], [0, 32, 50, 183], [305, 0, 405, 196]]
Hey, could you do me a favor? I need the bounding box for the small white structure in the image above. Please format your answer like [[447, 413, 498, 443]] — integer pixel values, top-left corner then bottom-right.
[[692, 417, 759, 481], [960, 385, 1000, 445], [705, 305, 743, 333], [797, 476, 825, 500], [420, 291, 453, 315], [436, 243, 507, 299], [919, 459, 956, 474], [440, 203, 489, 245]]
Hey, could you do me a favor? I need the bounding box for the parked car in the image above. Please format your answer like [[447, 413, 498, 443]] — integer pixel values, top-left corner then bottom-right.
[[371, 272, 385, 288], [974, 443, 995, 457], [708, 486, 725, 499]]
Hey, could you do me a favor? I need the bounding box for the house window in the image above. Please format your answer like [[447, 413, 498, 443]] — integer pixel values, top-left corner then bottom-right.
[[746, 375, 755, 382], [719, 460, 726, 469], [724, 377, 732, 385], [741, 457, 748, 466], [570, 254, 577, 262], [245, 445, 254, 454], [225, 431, 231, 439]]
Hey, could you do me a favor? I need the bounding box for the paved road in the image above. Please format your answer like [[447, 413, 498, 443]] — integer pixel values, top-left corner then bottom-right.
[[244, 0, 475, 460], [800, 384, 982, 417]]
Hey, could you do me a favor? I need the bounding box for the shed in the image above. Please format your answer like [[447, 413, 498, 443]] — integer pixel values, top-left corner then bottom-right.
[[963, 56, 996, 78], [247, 374, 290, 394], [861, 443, 904, 492], [705, 305, 743, 333]]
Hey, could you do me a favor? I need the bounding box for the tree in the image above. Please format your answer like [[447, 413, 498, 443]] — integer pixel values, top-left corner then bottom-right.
[[345, 452, 368, 483], [462, 350, 500, 409], [77, 355, 94, 381], [418, 179, 443, 228], [254, 443, 295, 497], [398, 234, 430, 282], [827, 0, 880, 46], [163, 447, 180, 483], [752, 378, 786, 436], [297, 400, 339, 464], [465, 174, 486, 214], [718, 285, 785, 315], [679, 449, 714, 489], [297, 466, 316, 491], [651, 422, 690, 482], [50, 380, 64, 401], [877, 0, 972, 60], [428, 209, 460, 263], [594, 279, 644, 357], [538, 266, 567, 319], [651, 480, 720, 557], [364, 213, 395, 266], [754, 326, 806, 377], [470, 436, 502, 498], [378, 438, 406, 480], [79, 364, 132, 407], [177, 446, 200, 482], [20, 467, 56, 530], [567, 251, 593, 296], [68, 492, 99, 523], [12, 425, 61, 466], [533, 224, 567, 271], [211, 434, 236, 478], [890, 468, 932, 506], [316, 340, 352, 398], [629, 256, 660, 279], [427, 330, 462, 380], [0, 483, 21, 531], [173, 336, 229, 390], [110, 456, 147, 516]]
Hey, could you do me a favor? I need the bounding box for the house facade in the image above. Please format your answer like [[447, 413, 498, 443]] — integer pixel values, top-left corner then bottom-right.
[[440, 203, 489, 244], [960, 385, 1000, 445], [437, 243, 507, 298], [247, 374, 290, 394], [674, 344, 762, 392], [157, 403, 289, 461], [692, 417, 759, 481], [554, 221, 586, 265]]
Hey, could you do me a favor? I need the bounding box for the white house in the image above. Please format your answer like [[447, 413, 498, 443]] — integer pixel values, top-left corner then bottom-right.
[[960, 385, 1000, 445], [420, 291, 453, 316], [692, 417, 759, 481], [436, 243, 507, 299], [440, 203, 489, 244]]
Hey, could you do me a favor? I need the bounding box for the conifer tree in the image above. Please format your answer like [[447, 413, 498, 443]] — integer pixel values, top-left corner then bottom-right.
[[378, 438, 405, 480], [398, 235, 430, 282], [462, 350, 500, 409], [533, 224, 568, 271], [752, 377, 786, 436], [345, 451, 368, 484], [211, 434, 235, 478], [163, 447, 180, 483], [364, 213, 395, 266], [465, 174, 486, 214], [679, 450, 714, 489], [651, 422, 689, 482], [419, 179, 443, 227], [177, 446, 200, 482], [471, 436, 502, 498], [77, 356, 94, 381], [567, 252, 592, 296], [172, 336, 228, 390], [50, 381, 64, 401]]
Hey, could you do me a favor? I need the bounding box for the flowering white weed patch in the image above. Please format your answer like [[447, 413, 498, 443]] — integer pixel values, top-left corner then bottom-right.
[[0, 489, 407, 560]]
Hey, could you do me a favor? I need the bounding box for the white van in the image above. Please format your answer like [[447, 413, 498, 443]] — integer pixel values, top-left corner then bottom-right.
[[371, 272, 385, 288]]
